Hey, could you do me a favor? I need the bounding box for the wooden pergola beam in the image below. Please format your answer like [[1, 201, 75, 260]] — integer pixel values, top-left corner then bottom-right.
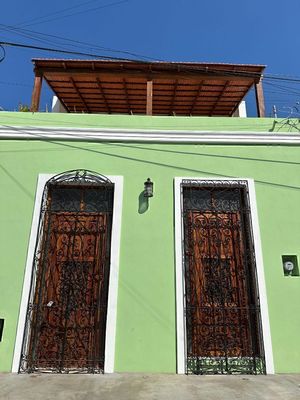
[[37, 68, 256, 83], [146, 79, 153, 115], [210, 81, 230, 116], [32, 60, 265, 116], [123, 79, 131, 114], [70, 77, 90, 113], [96, 78, 111, 113], [255, 79, 265, 117], [190, 81, 204, 115], [30, 72, 43, 112], [169, 80, 178, 115]]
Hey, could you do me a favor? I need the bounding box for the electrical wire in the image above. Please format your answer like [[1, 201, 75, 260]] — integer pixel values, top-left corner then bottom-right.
[[0, 40, 279, 78], [0, 38, 299, 117], [15, 0, 106, 27], [0, 26, 78, 55], [20, 0, 130, 28], [0, 80, 32, 87], [3, 26, 300, 85], [2, 31, 300, 117], [0, 23, 158, 61], [0, 40, 148, 62], [0, 44, 5, 62], [264, 81, 300, 96]]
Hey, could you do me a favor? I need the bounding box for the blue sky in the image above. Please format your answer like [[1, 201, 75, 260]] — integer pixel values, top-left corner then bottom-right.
[[1, 0, 300, 116]]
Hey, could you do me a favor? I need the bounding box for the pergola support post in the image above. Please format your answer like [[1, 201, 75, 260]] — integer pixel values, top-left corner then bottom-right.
[[30, 72, 43, 112], [255, 79, 265, 118], [146, 79, 153, 115]]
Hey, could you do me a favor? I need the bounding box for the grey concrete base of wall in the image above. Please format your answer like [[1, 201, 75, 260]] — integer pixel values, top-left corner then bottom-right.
[[0, 373, 299, 400]]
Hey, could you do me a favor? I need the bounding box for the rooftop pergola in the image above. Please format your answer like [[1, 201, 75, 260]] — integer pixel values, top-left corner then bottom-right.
[[31, 59, 266, 117]]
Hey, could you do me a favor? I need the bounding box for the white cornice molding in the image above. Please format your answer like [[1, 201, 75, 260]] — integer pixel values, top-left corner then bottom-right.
[[1, 125, 300, 144]]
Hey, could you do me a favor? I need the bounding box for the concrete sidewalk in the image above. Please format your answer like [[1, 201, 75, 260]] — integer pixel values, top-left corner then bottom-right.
[[0, 373, 299, 400]]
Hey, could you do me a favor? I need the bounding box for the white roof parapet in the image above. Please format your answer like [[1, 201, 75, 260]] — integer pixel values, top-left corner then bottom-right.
[[0, 126, 300, 145]]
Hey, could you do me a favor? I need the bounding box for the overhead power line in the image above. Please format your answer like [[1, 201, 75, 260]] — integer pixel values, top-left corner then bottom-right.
[[0, 80, 32, 87], [15, 0, 106, 27], [3, 24, 300, 85], [264, 81, 300, 95], [18, 0, 130, 28], [0, 44, 5, 62], [0, 26, 79, 56], [0, 41, 300, 103], [0, 40, 143, 62], [0, 23, 157, 61]]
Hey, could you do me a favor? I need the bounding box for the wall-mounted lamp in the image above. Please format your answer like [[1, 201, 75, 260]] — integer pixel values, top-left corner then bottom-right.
[[144, 178, 154, 198]]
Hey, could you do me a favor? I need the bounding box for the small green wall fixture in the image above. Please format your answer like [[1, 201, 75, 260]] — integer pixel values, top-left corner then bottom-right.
[[282, 255, 299, 276]]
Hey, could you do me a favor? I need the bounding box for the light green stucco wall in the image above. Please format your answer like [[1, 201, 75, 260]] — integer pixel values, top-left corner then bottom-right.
[[0, 114, 299, 374], [0, 111, 299, 132]]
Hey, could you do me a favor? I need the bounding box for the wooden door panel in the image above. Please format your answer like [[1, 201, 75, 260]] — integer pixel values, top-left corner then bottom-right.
[[19, 172, 114, 374], [183, 184, 265, 374], [187, 211, 252, 357], [29, 213, 108, 371]]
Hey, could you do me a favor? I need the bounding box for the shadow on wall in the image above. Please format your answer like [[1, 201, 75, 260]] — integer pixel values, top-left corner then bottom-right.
[[138, 191, 149, 214]]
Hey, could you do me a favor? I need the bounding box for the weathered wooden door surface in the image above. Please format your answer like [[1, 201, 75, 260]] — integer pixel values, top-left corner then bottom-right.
[[183, 183, 265, 374], [29, 213, 108, 371], [21, 175, 114, 374]]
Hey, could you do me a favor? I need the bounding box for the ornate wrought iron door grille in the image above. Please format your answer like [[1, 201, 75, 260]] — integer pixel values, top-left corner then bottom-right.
[[182, 180, 266, 375], [20, 170, 114, 374]]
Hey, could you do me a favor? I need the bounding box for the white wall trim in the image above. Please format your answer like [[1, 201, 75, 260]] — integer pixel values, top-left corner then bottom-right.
[[247, 179, 274, 374], [12, 174, 51, 373], [1, 125, 300, 145], [173, 177, 274, 375], [174, 178, 186, 374], [104, 175, 123, 373], [12, 173, 123, 374]]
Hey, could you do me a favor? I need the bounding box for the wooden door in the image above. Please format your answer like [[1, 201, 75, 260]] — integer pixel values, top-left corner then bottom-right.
[[22, 178, 114, 373], [183, 184, 265, 374]]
